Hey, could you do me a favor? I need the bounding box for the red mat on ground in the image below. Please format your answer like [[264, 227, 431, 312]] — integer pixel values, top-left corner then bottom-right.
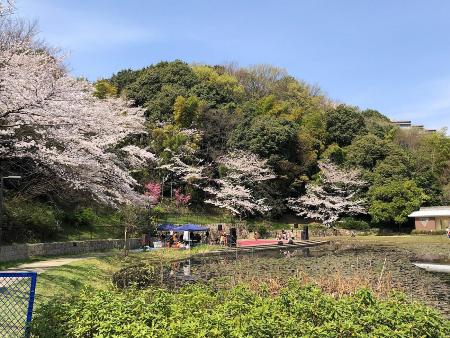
[[237, 239, 281, 247]]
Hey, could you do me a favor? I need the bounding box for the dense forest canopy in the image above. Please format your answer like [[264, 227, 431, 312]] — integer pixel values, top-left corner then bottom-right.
[[95, 60, 450, 224], [2, 2, 450, 241]]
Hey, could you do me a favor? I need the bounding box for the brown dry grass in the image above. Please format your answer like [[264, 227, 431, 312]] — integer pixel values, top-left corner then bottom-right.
[[213, 258, 401, 298]]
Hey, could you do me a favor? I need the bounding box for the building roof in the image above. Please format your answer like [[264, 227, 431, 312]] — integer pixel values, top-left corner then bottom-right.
[[409, 206, 450, 217]]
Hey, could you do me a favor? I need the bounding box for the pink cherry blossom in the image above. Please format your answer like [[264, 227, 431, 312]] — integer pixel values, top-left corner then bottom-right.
[[144, 182, 161, 205]]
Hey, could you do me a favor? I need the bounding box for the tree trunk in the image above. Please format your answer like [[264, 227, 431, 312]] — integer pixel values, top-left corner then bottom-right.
[[123, 226, 128, 256]]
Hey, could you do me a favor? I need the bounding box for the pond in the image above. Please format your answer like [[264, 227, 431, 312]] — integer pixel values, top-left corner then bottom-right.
[[115, 243, 450, 318]]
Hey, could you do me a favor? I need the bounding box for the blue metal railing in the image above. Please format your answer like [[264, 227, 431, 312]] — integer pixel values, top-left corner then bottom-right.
[[0, 272, 37, 337]]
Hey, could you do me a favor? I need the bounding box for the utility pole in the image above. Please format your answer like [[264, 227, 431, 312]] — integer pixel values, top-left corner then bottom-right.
[[0, 176, 22, 246]]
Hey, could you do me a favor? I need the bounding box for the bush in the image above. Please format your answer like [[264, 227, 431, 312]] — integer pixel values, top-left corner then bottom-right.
[[338, 218, 370, 231], [256, 224, 269, 238], [112, 264, 161, 289], [32, 283, 450, 337], [73, 207, 97, 228], [4, 198, 60, 241]]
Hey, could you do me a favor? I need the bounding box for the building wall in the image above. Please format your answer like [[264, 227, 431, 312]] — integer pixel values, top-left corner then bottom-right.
[[414, 217, 436, 231], [0, 238, 141, 263], [435, 217, 450, 230]]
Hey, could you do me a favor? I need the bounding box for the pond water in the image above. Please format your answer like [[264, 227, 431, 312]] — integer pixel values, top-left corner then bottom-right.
[[187, 244, 449, 316], [413, 262, 450, 273], [116, 243, 450, 317]]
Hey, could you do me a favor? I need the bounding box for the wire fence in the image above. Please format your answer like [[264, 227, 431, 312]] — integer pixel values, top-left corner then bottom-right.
[[0, 272, 37, 338]]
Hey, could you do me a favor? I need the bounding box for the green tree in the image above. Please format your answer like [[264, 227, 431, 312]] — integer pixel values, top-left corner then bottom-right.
[[173, 95, 205, 128], [322, 143, 346, 165], [150, 124, 201, 155], [368, 180, 427, 225], [326, 105, 367, 147], [93, 80, 117, 99], [414, 130, 450, 177], [228, 114, 298, 160], [198, 108, 240, 157], [346, 134, 392, 170], [362, 109, 396, 139], [372, 149, 413, 184], [109, 68, 144, 94], [190, 65, 244, 107], [126, 60, 198, 106], [145, 84, 187, 122]]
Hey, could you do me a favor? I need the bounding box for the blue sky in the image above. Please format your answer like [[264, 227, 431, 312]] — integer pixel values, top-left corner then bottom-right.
[[18, 0, 450, 131]]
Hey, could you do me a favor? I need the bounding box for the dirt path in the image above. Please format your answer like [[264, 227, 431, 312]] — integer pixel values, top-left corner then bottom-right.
[[3, 252, 111, 273], [6, 257, 92, 273]]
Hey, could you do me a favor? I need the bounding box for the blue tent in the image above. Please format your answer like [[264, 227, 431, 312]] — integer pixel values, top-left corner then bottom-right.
[[157, 223, 176, 231], [173, 224, 209, 232]]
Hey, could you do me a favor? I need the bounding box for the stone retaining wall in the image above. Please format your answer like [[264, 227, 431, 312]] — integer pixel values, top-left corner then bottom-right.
[[0, 238, 141, 263]]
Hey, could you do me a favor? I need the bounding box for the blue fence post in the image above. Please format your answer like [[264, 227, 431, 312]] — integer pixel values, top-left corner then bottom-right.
[[25, 272, 37, 337], [0, 271, 38, 337]]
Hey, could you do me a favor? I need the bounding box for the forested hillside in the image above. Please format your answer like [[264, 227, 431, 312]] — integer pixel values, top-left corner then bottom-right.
[[96, 60, 450, 225], [2, 9, 450, 243]]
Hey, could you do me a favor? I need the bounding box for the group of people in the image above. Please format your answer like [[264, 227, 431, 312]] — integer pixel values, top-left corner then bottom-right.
[[276, 230, 294, 241], [159, 231, 209, 248]]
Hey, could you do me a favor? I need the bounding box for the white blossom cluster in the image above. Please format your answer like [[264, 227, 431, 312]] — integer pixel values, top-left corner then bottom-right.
[[0, 17, 154, 206], [204, 150, 275, 216], [287, 161, 367, 225], [159, 151, 206, 183], [215, 150, 276, 182]]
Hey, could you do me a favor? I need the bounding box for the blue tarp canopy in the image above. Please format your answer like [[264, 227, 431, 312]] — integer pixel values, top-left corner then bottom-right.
[[173, 224, 209, 232], [157, 223, 176, 231]]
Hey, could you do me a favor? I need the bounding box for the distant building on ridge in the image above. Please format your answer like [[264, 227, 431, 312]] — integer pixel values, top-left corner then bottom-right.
[[391, 120, 436, 133]]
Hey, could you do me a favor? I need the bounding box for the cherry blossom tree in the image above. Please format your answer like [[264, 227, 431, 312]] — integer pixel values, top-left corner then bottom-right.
[[159, 153, 206, 183], [144, 182, 161, 205], [0, 12, 154, 206], [174, 188, 191, 207], [0, 0, 14, 17], [286, 161, 367, 225], [158, 145, 206, 184], [204, 150, 275, 216]]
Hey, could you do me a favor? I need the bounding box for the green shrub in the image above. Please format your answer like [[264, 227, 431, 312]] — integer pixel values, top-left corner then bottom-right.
[[151, 204, 166, 219], [4, 198, 59, 241], [73, 207, 97, 228], [338, 217, 370, 231], [322, 143, 346, 164], [256, 224, 269, 238], [112, 264, 161, 289], [32, 283, 450, 337]]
